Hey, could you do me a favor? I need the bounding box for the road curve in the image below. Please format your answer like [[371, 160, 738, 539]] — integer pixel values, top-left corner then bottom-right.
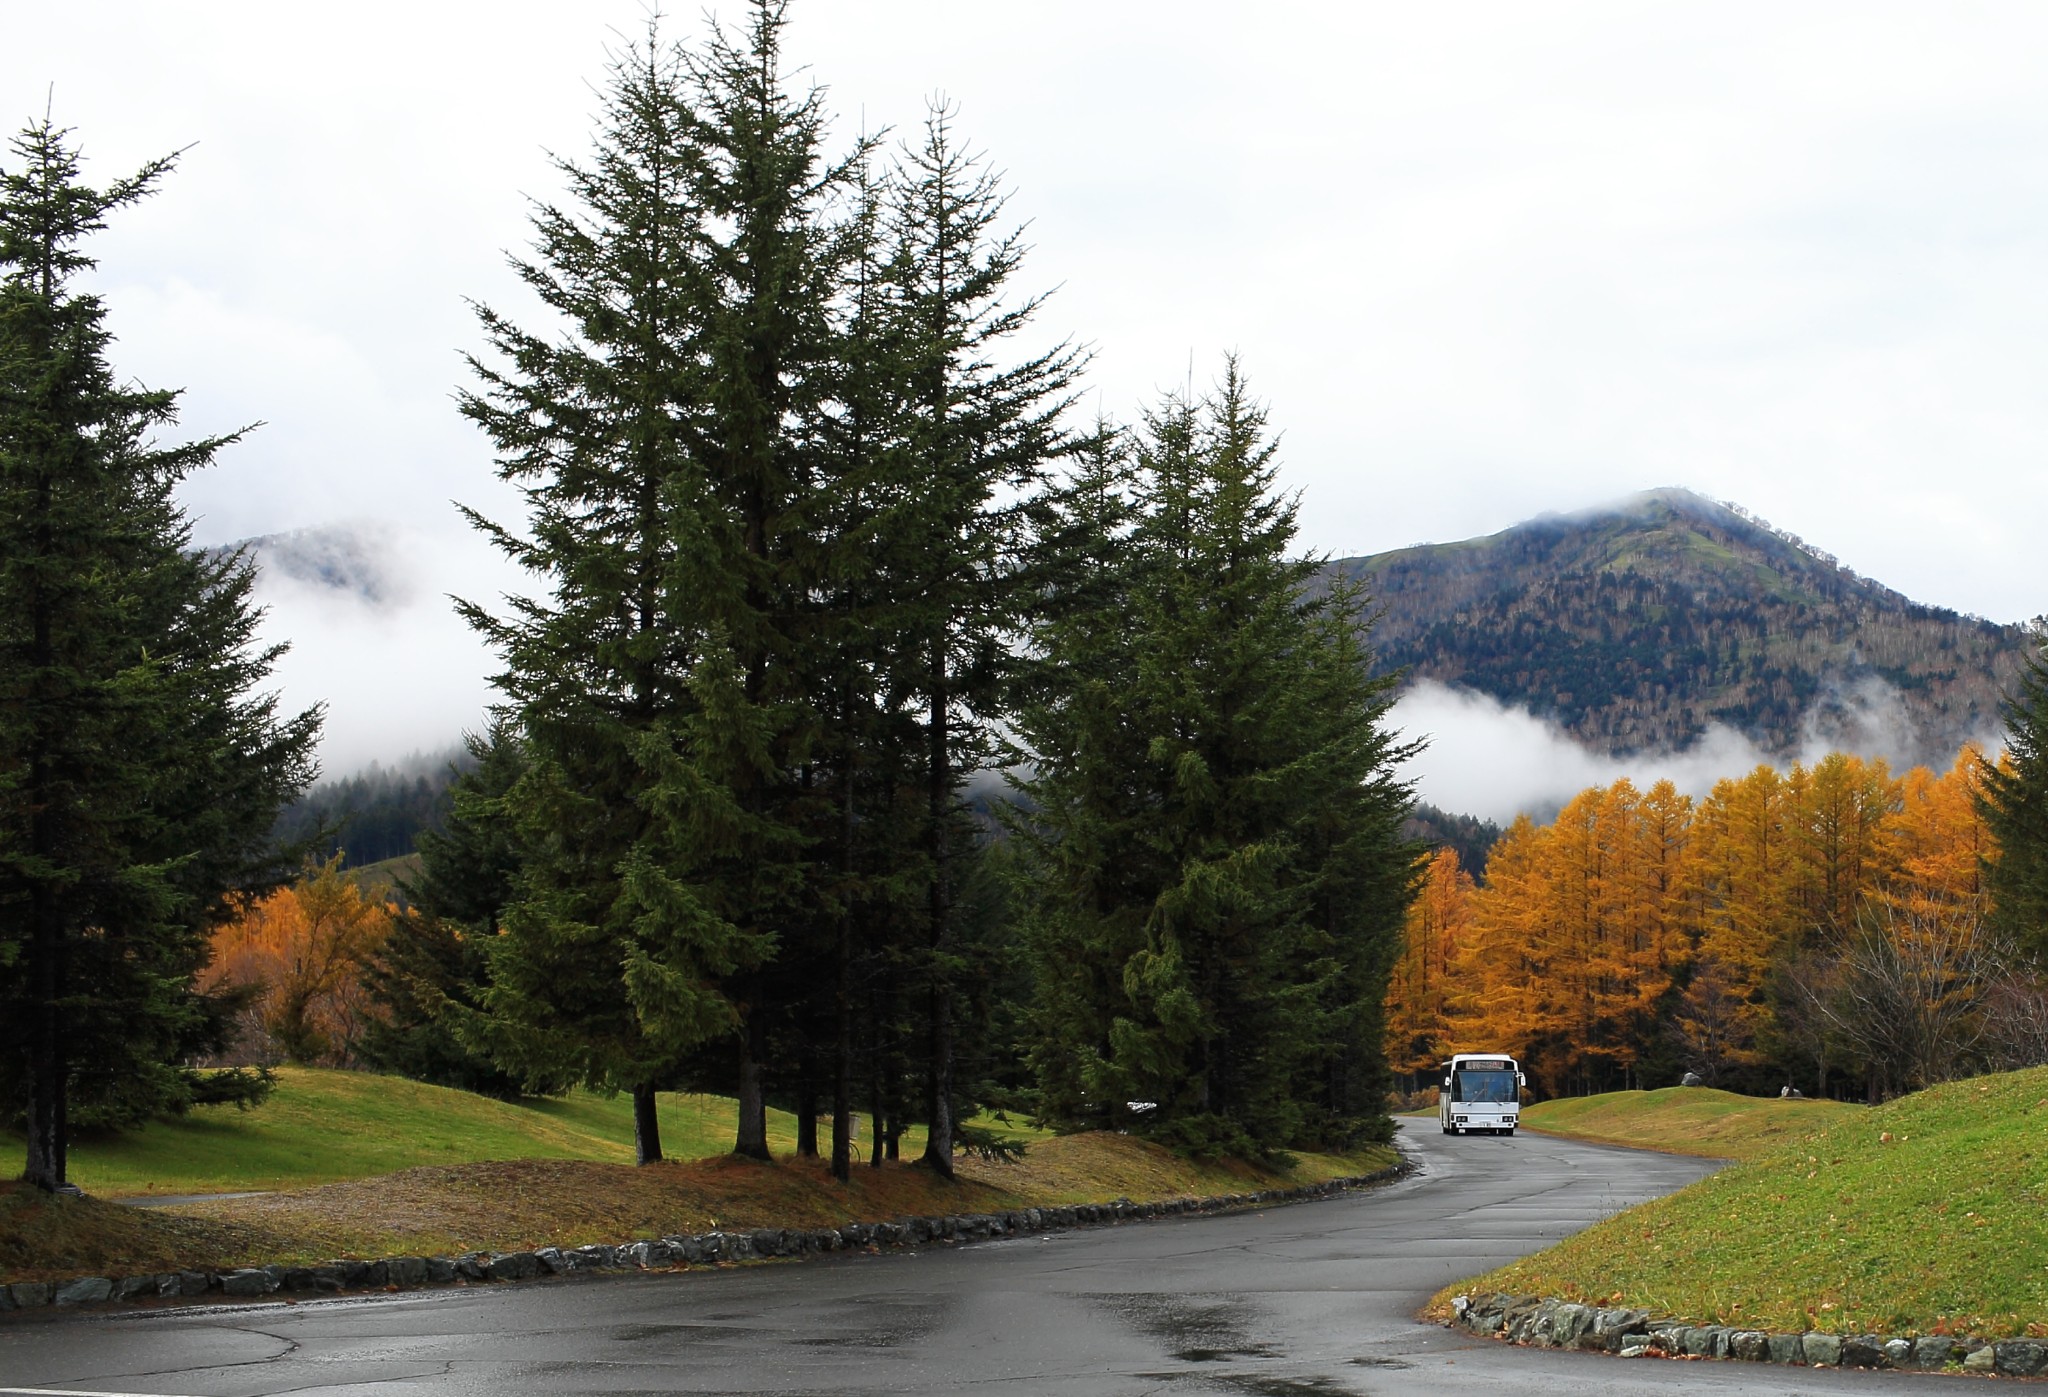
[[0, 1121, 1977, 1395]]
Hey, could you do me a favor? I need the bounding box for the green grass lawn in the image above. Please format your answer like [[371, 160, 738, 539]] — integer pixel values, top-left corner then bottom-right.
[[1522, 1085, 1859, 1160], [1446, 1066, 2048, 1338], [1, 1068, 933, 1197]]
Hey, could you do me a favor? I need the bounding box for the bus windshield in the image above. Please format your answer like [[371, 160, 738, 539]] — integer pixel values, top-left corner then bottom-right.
[[1452, 1069, 1518, 1103]]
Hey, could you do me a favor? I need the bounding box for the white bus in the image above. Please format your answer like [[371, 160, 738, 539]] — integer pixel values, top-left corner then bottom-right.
[[1437, 1053, 1524, 1135]]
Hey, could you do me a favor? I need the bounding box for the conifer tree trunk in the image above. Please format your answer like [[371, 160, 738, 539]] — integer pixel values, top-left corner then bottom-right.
[[632, 1085, 663, 1166], [868, 983, 887, 1168], [734, 1012, 770, 1160], [23, 892, 66, 1190], [920, 655, 957, 1177], [796, 1074, 818, 1157], [833, 833, 855, 1181]]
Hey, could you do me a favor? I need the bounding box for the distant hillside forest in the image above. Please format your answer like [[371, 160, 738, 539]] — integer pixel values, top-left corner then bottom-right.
[[272, 751, 469, 867], [1404, 803, 1502, 879], [1330, 489, 2030, 766]]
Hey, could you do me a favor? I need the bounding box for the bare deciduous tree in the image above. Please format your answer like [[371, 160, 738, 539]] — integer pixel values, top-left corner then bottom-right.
[[1794, 901, 2006, 1098], [1982, 974, 2048, 1071]]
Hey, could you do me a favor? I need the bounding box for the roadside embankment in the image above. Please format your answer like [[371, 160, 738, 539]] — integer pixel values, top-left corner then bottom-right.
[[1519, 1084, 1857, 1160], [0, 1117, 1397, 1308], [1447, 1291, 2047, 1376], [1435, 1066, 2048, 1345]]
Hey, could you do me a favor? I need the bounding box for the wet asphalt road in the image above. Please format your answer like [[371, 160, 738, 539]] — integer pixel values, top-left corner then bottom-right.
[[0, 1121, 1984, 1395]]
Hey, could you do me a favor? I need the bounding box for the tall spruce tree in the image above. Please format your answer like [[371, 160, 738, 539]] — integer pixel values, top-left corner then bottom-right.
[[0, 119, 319, 1189], [360, 720, 538, 1097], [1013, 363, 1416, 1155], [1982, 639, 2048, 960], [457, 5, 855, 1162], [887, 100, 1080, 1175], [1005, 422, 1143, 1127]]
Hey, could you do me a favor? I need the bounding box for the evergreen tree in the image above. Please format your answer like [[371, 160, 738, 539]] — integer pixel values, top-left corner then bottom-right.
[[1982, 641, 2048, 960], [1006, 423, 1144, 1128], [886, 100, 1081, 1174], [1014, 363, 1416, 1155], [359, 721, 538, 1097], [456, 6, 853, 1162], [0, 119, 318, 1189]]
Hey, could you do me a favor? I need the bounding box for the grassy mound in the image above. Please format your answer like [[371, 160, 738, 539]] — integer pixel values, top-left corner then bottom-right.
[[0, 1131, 1392, 1283], [1522, 1086, 1859, 1160], [0, 1068, 871, 1198], [1442, 1067, 2048, 1338]]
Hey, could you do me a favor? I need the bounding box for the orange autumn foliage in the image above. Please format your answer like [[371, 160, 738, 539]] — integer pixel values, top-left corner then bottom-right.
[[1385, 747, 1999, 1097], [202, 858, 397, 1065]]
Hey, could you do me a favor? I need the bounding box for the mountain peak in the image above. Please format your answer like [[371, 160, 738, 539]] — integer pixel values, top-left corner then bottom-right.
[[1330, 494, 2023, 764]]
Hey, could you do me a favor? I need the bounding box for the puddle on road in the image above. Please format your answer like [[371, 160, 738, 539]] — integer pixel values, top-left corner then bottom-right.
[[1098, 1293, 1368, 1394], [1096, 1290, 1271, 1362], [1131, 1373, 1360, 1396]]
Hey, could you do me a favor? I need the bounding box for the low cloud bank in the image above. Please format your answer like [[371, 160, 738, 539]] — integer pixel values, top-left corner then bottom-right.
[[248, 522, 511, 778], [1391, 679, 1999, 825]]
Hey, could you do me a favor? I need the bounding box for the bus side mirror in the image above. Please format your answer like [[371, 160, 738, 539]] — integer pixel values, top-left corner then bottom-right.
[[1441, 1077, 1451, 1088], [1517, 1073, 1526, 1087]]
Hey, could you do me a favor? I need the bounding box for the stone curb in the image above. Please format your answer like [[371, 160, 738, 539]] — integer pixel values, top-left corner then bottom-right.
[[0, 1163, 1409, 1314], [1450, 1291, 2048, 1378]]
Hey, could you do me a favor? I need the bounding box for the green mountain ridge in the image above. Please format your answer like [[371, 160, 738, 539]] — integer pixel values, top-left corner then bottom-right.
[[1330, 488, 2032, 764]]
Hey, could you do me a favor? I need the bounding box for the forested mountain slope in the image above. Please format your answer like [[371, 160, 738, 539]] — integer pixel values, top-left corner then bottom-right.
[[1328, 488, 2031, 763]]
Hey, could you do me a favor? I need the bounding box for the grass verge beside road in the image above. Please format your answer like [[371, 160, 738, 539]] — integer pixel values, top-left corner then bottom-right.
[[0, 1068, 954, 1198], [1438, 1067, 2048, 1338], [0, 1068, 1387, 1284], [1520, 1085, 1857, 1160]]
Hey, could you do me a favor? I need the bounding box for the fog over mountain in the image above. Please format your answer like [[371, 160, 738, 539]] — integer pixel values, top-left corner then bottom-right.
[[249, 490, 2032, 823], [1335, 489, 2028, 798], [237, 523, 508, 778]]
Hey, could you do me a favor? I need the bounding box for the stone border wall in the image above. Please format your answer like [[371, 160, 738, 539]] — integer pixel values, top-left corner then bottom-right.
[[1451, 1291, 2048, 1378], [0, 1164, 1408, 1314]]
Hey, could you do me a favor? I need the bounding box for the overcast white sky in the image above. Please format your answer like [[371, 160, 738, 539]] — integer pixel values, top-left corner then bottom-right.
[[10, 2, 2048, 794]]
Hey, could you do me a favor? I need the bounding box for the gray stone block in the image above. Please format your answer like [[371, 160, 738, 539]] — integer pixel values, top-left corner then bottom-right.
[[1551, 1302, 1593, 1347], [1996, 1340, 2048, 1377], [1802, 1333, 1842, 1366], [219, 1268, 277, 1297], [1883, 1338, 1914, 1367], [387, 1257, 429, 1286], [454, 1253, 488, 1280], [310, 1265, 349, 1292], [9, 1282, 52, 1308], [1909, 1335, 1956, 1369], [1730, 1329, 1769, 1360], [113, 1274, 159, 1301], [177, 1271, 210, 1297], [53, 1275, 112, 1306], [359, 1260, 390, 1287], [486, 1251, 541, 1282], [1838, 1336, 1887, 1368], [1648, 1325, 1689, 1354], [1591, 1306, 1648, 1342], [1965, 1346, 1999, 1373], [1766, 1333, 1805, 1364], [533, 1247, 567, 1275], [425, 1256, 456, 1283]]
